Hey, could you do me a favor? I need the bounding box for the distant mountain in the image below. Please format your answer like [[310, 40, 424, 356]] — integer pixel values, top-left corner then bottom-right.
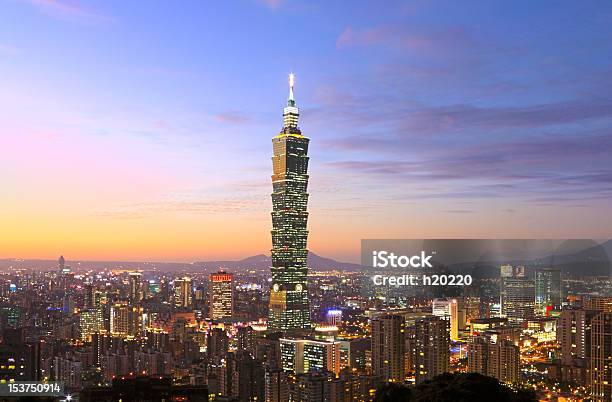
[[0, 252, 364, 273], [536, 239, 612, 277], [442, 239, 612, 278], [198, 252, 364, 271]]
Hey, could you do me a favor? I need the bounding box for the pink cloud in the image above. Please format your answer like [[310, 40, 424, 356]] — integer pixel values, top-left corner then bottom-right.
[[336, 26, 394, 49], [0, 44, 19, 55], [214, 112, 250, 124], [256, 0, 284, 11], [336, 25, 470, 53], [23, 0, 114, 24]]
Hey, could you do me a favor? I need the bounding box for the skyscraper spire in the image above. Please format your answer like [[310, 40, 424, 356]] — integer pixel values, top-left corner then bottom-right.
[[283, 73, 300, 130], [288, 73, 295, 104]]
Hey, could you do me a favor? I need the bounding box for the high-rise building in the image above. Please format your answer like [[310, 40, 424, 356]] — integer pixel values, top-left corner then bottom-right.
[[110, 302, 130, 337], [110, 302, 142, 338], [591, 312, 612, 402], [209, 271, 233, 320], [129, 272, 143, 303], [500, 266, 535, 324], [464, 296, 482, 323], [414, 316, 449, 384], [237, 326, 255, 353], [174, 277, 193, 308], [535, 268, 561, 314], [371, 314, 405, 383], [265, 368, 289, 402], [0, 329, 41, 382], [80, 308, 104, 342], [290, 371, 330, 402], [84, 283, 95, 309], [467, 336, 520, 384], [338, 338, 369, 371], [432, 298, 460, 341], [279, 338, 341, 375], [584, 296, 612, 312], [557, 308, 599, 364], [207, 327, 229, 361], [268, 74, 311, 332], [232, 350, 266, 402]]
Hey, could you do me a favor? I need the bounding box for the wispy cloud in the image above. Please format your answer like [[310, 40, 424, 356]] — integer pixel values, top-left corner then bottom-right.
[[214, 111, 250, 125], [336, 24, 471, 54], [0, 44, 19, 55], [444, 209, 476, 214], [256, 0, 284, 11], [400, 99, 612, 134], [22, 0, 114, 24], [94, 197, 266, 220]]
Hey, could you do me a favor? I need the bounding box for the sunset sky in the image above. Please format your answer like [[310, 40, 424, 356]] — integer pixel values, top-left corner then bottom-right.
[[1, 0, 611, 262]]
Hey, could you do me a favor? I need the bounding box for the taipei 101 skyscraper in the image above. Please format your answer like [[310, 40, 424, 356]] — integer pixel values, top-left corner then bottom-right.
[[268, 74, 311, 332]]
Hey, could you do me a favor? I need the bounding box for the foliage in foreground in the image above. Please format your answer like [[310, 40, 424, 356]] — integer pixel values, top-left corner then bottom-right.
[[374, 372, 537, 402]]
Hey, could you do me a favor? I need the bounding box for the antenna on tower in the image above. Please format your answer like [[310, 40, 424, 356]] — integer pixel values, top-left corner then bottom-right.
[[289, 72, 295, 102]]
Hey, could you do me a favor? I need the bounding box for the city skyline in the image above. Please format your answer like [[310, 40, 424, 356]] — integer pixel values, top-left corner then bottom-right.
[[2, 1, 612, 263]]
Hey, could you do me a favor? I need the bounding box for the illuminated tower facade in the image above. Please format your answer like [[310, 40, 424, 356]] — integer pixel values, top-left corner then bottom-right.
[[209, 271, 234, 320], [268, 74, 311, 331], [129, 272, 143, 303], [174, 277, 193, 308]]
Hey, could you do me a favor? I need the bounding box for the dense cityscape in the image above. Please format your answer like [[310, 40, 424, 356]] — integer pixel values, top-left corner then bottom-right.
[[0, 76, 610, 402], [0, 253, 610, 401]]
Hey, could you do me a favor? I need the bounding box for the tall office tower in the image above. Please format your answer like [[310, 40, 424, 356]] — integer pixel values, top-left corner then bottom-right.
[[265, 368, 289, 402], [279, 338, 341, 375], [80, 308, 104, 342], [110, 302, 130, 337], [371, 314, 405, 382], [467, 337, 520, 384], [110, 302, 143, 338], [557, 308, 599, 364], [93, 290, 107, 308], [58, 255, 70, 291], [92, 333, 110, 367], [415, 316, 449, 384], [207, 328, 229, 361], [464, 296, 482, 323], [489, 339, 520, 383], [535, 267, 562, 314], [268, 73, 311, 332], [500, 266, 535, 324], [160, 277, 170, 302], [432, 298, 460, 341], [84, 283, 95, 309], [232, 350, 266, 402], [209, 271, 234, 320], [237, 326, 254, 353], [128, 272, 143, 303], [591, 312, 612, 402], [174, 277, 193, 308]]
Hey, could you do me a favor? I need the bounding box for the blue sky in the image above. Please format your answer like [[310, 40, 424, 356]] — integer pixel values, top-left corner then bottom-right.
[[1, 0, 611, 262]]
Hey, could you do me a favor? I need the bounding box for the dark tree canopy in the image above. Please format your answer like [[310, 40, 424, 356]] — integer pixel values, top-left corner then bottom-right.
[[374, 373, 537, 402]]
